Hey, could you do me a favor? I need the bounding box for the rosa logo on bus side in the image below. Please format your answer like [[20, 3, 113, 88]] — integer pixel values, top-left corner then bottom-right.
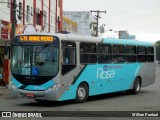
[[97, 66, 115, 79]]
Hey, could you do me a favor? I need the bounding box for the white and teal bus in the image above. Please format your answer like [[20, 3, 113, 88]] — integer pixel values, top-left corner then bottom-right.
[[10, 33, 156, 103]]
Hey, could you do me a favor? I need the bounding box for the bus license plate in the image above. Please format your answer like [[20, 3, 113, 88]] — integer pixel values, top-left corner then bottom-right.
[[26, 93, 35, 98]]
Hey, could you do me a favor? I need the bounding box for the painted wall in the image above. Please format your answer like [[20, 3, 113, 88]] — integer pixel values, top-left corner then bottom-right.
[[0, 0, 63, 85]]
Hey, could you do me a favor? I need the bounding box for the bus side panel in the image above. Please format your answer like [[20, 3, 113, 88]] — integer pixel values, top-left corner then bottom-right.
[[96, 63, 143, 93], [60, 63, 144, 101], [59, 65, 98, 101], [137, 63, 156, 87], [58, 65, 88, 101]]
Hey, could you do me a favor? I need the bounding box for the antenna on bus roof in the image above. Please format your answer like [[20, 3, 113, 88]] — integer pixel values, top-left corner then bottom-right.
[[23, 24, 36, 34]]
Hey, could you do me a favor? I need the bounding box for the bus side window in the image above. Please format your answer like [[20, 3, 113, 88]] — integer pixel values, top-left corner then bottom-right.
[[80, 43, 97, 64], [98, 44, 112, 64], [137, 46, 147, 62], [61, 41, 76, 75], [113, 45, 125, 63], [126, 45, 137, 63], [147, 47, 154, 62]]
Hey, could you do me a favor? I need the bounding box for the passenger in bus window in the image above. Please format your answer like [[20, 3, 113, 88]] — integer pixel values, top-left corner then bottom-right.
[[90, 55, 96, 63], [80, 47, 84, 53], [65, 57, 69, 64], [91, 45, 96, 53]]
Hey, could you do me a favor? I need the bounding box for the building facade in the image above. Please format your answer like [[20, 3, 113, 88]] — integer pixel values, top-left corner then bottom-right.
[[62, 16, 78, 34], [0, 0, 63, 85], [118, 31, 136, 39], [63, 11, 93, 36]]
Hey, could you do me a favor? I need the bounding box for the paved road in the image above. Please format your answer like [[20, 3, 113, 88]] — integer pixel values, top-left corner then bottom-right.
[[0, 65, 160, 119]]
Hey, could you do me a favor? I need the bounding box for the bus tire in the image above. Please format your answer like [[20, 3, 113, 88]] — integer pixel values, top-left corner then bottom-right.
[[75, 83, 89, 103], [35, 99, 46, 103], [131, 77, 141, 94]]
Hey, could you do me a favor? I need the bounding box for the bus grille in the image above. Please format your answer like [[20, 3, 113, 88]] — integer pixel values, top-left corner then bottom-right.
[[13, 75, 53, 85]]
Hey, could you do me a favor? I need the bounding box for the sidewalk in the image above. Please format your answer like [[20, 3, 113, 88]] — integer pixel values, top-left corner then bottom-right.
[[0, 85, 8, 89], [0, 86, 8, 89], [0, 85, 9, 93], [0, 85, 10, 98]]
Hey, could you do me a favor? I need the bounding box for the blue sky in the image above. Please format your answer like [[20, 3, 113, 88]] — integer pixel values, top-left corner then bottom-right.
[[63, 0, 160, 42]]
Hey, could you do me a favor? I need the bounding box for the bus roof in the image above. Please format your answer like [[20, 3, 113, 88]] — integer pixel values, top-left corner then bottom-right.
[[59, 34, 102, 43], [16, 33, 102, 43], [102, 37, 155, 46], [16, 33, 154, 46]]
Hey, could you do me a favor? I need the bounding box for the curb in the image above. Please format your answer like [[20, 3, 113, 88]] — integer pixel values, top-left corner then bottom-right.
[[0, 86, 8, 89]]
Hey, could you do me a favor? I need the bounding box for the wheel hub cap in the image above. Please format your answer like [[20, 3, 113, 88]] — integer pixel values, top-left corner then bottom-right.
[[78, 87, 86, 99]]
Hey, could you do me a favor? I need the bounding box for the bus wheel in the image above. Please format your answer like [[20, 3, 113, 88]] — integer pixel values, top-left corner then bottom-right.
[[75, 83, 89, 103], [131, 77, 141, 94], [35, 99, 46, 103]]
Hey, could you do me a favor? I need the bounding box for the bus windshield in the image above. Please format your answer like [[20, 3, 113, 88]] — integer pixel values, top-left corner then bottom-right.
[[11, 45, 58, 77]]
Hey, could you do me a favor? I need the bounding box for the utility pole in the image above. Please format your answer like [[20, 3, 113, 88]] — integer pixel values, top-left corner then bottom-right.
[[90, 10, 106, 37], [11, 0, 17, 40]]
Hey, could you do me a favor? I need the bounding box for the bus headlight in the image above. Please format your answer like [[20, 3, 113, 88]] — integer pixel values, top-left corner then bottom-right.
[[45, 84, 60, 93]]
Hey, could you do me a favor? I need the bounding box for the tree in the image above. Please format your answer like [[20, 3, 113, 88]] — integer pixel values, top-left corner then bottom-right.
[[156, 40, 160, 60]]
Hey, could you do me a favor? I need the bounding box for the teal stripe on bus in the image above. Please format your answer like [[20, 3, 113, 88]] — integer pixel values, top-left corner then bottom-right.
[[71, 65, 87, 85], [102, 38, 154, 46], [60, 63, 143, 101]]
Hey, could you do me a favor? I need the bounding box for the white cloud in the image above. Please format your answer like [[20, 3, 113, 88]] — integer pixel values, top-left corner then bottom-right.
[[135, 32, 160, 42], [63, 0, 160, 42]]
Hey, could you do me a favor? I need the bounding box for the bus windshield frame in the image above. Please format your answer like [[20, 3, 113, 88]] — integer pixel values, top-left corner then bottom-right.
[[11, 35, 60, 85]]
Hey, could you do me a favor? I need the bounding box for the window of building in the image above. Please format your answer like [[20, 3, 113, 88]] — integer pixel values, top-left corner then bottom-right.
[[31, 7, 33, 16], [26, 5, 30, 22], [137, 46, 147, 62], [36, 8, 42, 25], [58, 0, 60, 7], [98, 44, 112, 63], [126, 45, 137, 63], [0, 47, 4, 66], [147, 47, 154, 62], [18, 2, 22, 20], [43, 10, 47, 28], [80, 43, 97, 64], [62, 41, 76, 75], [113, 45, 125, 63], [7, 0, 10, 8]]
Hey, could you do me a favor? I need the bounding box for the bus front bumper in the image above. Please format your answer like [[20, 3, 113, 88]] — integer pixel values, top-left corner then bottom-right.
[[10, 83, 59, 101]]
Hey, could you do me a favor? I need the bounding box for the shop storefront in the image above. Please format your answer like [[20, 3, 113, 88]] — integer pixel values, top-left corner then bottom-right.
[[0, 20, 10, 86], [0, 19, 25, 86]]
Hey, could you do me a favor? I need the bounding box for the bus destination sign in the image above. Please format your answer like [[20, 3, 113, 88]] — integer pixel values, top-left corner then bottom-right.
[[19, 35, 54, 42]]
